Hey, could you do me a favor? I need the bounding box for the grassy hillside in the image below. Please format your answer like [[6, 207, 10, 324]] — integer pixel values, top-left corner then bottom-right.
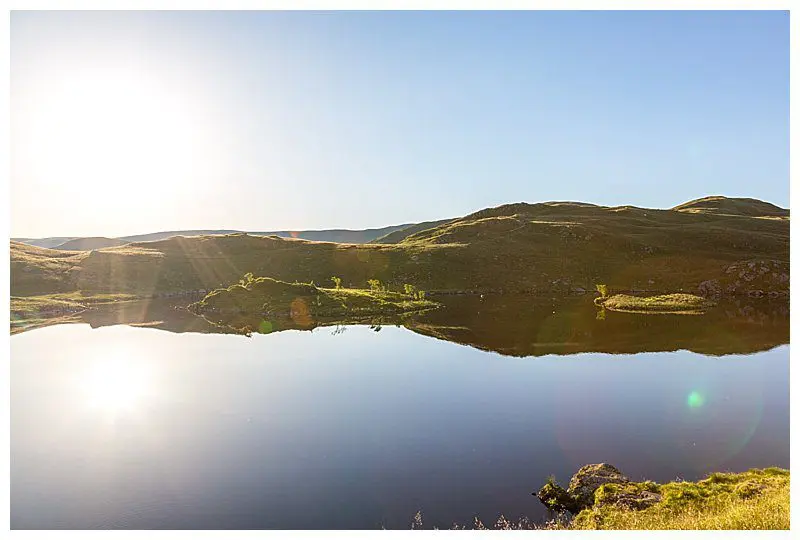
[[10, 197, 789, 302], [372, 218, 455, 243], [672, 195, 789, 218]]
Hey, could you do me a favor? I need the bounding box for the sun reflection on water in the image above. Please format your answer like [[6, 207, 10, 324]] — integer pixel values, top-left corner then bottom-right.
[[81, 354, 152, 419]]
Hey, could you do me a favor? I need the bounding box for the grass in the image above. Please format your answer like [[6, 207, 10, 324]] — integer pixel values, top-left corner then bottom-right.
[[572, 468, 789, 530], [598, 293, 716, 314], [10, 197, 789, 303]]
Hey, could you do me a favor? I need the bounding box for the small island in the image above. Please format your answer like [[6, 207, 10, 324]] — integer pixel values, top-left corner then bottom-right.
[[188, 275, 440, 321], [595, 293, 716, 314]]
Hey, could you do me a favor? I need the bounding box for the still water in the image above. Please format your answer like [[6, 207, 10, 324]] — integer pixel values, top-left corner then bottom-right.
[[10, 297, 789, 529]]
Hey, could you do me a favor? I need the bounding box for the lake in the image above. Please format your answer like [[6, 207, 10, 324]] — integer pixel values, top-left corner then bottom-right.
[[10, 296, 789, 529]]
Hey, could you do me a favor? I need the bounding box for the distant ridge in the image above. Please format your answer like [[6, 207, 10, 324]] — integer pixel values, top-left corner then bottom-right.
[[53, 237, 129, 251], [13, 224, 414, 250]]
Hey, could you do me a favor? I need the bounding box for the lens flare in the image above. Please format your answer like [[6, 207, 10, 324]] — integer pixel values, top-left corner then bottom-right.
[[687, 391, 706, 409]]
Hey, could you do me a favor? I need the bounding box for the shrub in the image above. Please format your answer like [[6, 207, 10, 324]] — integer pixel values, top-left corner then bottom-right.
[[330, 276, 342, 289]]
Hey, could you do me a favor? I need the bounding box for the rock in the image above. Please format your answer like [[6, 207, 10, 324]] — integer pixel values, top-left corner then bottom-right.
[[567, 463, 629, 510], [536, 463, 636, 514], [747, 290, 764, 298], [572, 287, 586, 295], [697, 279, 721, 298], [535, 480, 580, 513]]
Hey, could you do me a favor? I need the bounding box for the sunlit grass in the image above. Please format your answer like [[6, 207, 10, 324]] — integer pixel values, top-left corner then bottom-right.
[[598, 293, 715, 314], [573, 468, 789, 530]]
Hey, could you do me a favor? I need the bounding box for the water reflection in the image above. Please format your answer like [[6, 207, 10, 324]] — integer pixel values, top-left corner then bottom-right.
[[10, 324, 789, 529], [81, 355, 153, 420], [12, 294, 789, 357]]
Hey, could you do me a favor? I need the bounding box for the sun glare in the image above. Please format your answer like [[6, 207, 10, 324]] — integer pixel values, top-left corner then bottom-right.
[[82, 355, 152, 417], [24, 67, 205, 198]]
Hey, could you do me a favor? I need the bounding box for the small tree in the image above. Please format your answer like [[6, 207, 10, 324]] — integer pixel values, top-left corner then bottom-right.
[[404, 283, 416, 297], [416, 290, 426, 300], [331, 276, 342, 289], [367, 279, 381, 291], [595, 284, 608, 298]]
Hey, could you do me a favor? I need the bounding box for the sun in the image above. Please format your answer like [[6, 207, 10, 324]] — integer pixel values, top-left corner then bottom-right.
[[23, 66, 205, 198]]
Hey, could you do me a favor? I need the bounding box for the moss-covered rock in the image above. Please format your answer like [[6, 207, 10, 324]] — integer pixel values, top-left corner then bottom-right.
[[535, 478, 580, 513], [567, 463, 630, 509]]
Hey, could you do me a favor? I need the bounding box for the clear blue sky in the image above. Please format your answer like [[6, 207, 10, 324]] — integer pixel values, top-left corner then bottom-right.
[[11, 10, 789, 238]]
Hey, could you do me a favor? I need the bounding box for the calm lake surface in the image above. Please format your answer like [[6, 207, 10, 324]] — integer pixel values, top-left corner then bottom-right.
[[10, 296, 789, 529]]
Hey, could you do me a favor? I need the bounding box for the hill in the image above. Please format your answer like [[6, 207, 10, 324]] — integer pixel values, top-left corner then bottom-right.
[[53, 236, 129, 251], [12, 224, 413, 249], [372, 218, 455, 243], [671, 195, 789, 218], [10, 196, 789, 302]]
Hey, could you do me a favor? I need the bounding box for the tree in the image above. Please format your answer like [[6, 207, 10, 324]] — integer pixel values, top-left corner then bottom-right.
[[595, 284, 608, 298], [367, 279, 381, 291], [331, 276, 342, 289]]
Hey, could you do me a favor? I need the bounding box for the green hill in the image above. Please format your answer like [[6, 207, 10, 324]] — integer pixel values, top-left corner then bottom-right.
[[372, 218, 455, 243], [10, 196, 789, 304], [672, 195, 789, 218]]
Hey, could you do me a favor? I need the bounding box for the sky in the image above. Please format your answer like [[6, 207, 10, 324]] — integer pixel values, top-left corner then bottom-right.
[[10, 10, 789, 238]]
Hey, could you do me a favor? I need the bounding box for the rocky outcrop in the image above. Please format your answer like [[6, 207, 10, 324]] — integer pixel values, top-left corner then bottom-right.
[[567, 464, 629, 509], [535, 463, 661, 514], [697, 279, 722, 299]]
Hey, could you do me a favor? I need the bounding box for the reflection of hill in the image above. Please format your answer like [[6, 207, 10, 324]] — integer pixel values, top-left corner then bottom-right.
[[15, 295, 788, 358], [405, 295, 789, 357]]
